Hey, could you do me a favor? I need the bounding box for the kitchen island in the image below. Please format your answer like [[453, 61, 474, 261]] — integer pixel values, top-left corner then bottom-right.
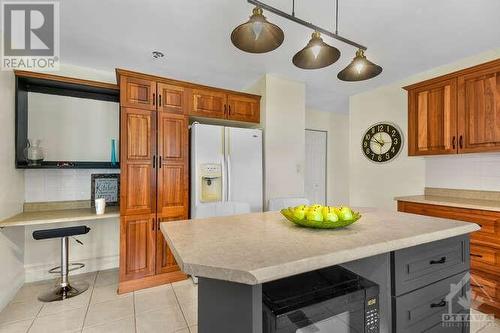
[[160, 208, 480, 333]]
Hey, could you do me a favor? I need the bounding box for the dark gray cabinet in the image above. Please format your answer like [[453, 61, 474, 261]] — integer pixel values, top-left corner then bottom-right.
[[391, 235, 470, 333]]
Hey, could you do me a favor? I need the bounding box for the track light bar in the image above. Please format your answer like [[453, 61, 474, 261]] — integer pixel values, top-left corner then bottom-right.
[[246, 0, 367, 51]]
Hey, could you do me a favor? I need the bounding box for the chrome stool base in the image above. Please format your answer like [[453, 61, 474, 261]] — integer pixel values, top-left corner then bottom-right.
[[38, 281, 89, 302]]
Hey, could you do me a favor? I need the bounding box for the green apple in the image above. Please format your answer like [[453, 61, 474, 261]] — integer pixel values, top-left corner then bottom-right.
[[339, 206, 354, 221], [292, 207, 306, 220], [322, 207, 339, 222], [306, 209, 323, 222]]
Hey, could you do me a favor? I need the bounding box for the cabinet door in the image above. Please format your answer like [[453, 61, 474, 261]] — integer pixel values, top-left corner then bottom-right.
[[227, 94, 260, 123], [157, 83, 188, 115], [458, 63, 500, 153], [408, 78, 458, 155], [120, 76, 157, 110], [191, 89, 227, 119], [157, 113, 189, 218], [120, 107, 156, 216], [120, 214, 156, 281], [156, 216, 185, 275]]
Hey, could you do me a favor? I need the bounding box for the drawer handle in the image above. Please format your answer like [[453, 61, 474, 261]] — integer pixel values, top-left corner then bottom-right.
[[430, 300, 447, 308], [471, 253, 483, 258], [429, 257, 446, 265]]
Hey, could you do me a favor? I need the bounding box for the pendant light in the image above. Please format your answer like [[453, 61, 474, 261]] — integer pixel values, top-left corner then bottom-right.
[[231, 7, 284, 53], [292, 31, 340, 69], [337, 49, 382, 81]]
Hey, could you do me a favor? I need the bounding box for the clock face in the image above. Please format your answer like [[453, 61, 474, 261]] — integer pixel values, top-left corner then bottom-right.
[[361, 123, 403, 163]]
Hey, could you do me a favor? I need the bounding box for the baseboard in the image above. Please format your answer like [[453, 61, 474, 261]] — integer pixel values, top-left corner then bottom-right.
[[24, 254, 119, 283], [0, 270, 24, 312], [118, 271, 187, 294]]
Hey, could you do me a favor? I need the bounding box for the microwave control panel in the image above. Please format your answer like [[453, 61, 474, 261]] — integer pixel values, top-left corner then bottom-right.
[[365, 296, 380, 333]]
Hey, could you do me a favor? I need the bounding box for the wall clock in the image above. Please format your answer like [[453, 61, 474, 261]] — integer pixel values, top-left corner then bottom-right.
[[361, 122, 403, 163]]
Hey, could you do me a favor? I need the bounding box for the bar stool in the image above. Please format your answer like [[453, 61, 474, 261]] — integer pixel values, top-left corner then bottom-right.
[[32, 225, 91, 302]]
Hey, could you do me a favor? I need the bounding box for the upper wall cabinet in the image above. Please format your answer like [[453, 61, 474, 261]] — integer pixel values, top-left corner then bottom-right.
[[227, 93, 260, 123], [457, 62, 500, 153], [191, 89, 227, 119], [407, 78, 457, 155], [405, 59, 500, 156], [120, 76, 157, 110]]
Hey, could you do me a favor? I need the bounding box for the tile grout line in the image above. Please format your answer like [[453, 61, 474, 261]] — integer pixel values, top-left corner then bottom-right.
[[80, 271, 99, 331], [171, 283, 191, 333]]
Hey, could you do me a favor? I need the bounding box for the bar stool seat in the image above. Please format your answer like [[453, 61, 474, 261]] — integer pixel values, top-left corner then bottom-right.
[[33, 225, 91, 302]]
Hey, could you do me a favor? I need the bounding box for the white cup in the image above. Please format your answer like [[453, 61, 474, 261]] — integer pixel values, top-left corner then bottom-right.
[[95, 198, 106, 215]]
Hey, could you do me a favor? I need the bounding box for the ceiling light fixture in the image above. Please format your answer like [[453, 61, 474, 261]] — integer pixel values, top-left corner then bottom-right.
[[337, 49, 382, 81], [231, 7, 284, 53], [152, 51, 164, 59], [230, 0, 382, 81], [292, 31, 340, 70]]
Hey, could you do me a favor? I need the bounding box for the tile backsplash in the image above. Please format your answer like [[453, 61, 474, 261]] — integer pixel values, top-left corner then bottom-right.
[[25, 169, 119, 202], [425, 153, 500, 191]]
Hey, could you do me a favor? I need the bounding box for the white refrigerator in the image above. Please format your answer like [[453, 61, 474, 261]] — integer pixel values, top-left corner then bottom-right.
[[191, 123, 263, 218]]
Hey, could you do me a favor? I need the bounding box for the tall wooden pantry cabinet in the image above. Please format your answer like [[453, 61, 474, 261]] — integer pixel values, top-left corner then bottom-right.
[[117, 70, 189, 293]]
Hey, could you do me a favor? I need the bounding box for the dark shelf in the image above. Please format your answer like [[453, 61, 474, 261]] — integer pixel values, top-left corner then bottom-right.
[[16, 161, 120, 169]]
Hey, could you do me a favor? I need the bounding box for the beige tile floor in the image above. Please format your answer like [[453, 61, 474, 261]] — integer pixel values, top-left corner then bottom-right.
[[0, 269, 197, 333], [0, 268, 499, 333]]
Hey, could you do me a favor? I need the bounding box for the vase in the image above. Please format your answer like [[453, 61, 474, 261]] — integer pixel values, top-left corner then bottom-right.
[[24, 139, 45, 166]]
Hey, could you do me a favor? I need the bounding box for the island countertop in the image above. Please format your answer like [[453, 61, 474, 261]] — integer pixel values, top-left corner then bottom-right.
[[160, 208, 479, 285]]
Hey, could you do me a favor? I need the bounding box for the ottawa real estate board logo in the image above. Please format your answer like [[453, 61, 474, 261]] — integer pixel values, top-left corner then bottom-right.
[[1, 1, 60, 71]]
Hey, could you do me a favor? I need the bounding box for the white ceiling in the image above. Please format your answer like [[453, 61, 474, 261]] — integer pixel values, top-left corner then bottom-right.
[[60, 0, 500, 112]]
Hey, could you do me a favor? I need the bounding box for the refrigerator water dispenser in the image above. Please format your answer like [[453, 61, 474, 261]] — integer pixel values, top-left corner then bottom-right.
[[199, 163, 222, 202]]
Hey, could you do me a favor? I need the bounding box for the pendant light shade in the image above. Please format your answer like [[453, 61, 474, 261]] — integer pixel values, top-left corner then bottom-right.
[[231, 7, 284, 53], [337, 49, 382, 81], [292, 31, 340, 69]]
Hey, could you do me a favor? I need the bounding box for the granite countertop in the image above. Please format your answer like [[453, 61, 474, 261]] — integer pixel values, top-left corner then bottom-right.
[[160, 208, 479, 285], [395, 187, 500, 212], [0, 201, 119, 227]]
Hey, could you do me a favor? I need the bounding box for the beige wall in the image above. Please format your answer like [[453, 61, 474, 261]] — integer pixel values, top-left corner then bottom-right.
[[247, 74, 306, 209], [305, 109, 350, 205], [349, 48, 500, 210], [0, 70, 26, 310]]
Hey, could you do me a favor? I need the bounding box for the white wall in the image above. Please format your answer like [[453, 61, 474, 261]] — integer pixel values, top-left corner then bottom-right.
[[247, 75, 306, 209], [22, 64, 120, 282], [305, 109, 350, 205], [0, 70, 26, 311], [349, 48, 500, 209]]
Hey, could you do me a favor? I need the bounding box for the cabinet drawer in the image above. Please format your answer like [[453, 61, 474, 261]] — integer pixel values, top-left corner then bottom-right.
[[393, 272, 469, 333], [392, 235, 469, 296], [471, 271, 500, 301], [470, 245, 500, 276]]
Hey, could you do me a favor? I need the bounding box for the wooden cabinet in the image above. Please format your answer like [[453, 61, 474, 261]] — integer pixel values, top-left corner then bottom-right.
[[116, 68, 261, 292], [405, 59, 500, 156], [191, 89, 227, 119], [157, 83, 188, 115], [120, 76, 157, 110], [120, 108, 156, 216], [407, 79, 457, 155], [227, 94, 260, 123], [458, 62, 500, 153], [191, 89, 261, 123], [120, 214, 156, 281], [397, 200, 500, 317]]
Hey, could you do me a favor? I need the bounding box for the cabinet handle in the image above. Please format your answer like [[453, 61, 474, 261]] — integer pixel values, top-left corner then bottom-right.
[[152, 218, 155, 231], [159, 156, 162, 168], [159, 94, 162, 107], [153, 155, 156, 168], [471, 253, 483, 258], [459, 135, 463, 149], [452, 136, 456, 149], [224, 104, 227, 115], [153, 93, 156, 106], [430, 300, 447, 308], [429, 256, 446, 265], [228, 104, 231, 115]]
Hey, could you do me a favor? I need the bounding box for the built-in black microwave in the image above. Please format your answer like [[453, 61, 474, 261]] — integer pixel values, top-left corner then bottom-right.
[[262, 266, 379, 333]]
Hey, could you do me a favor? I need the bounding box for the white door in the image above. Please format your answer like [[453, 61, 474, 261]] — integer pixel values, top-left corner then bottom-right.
[[305, 130, 327, 205], [225, 127, 263, 212]]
